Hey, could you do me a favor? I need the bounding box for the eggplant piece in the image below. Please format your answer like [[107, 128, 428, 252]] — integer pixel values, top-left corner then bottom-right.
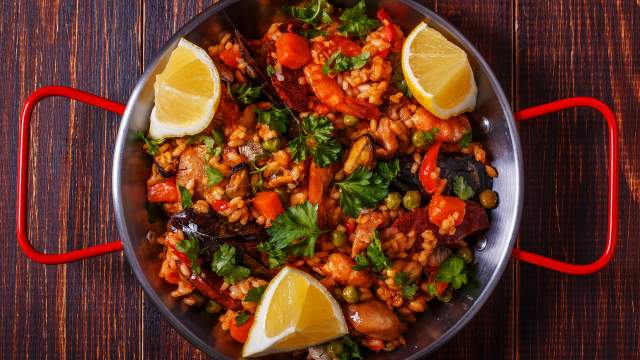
[[438, 153, 492, 196]]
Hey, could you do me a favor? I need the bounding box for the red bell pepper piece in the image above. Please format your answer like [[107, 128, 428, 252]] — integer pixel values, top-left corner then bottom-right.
[[428, 194, 466, 227], [376, 9, 397, 43], [219, 46, 241, 69], [275, 33, 311, 69], [345, 218, 357, 234], [419, 141, 444, 194], [147, 177, 180, 203], [210, 200, 230, 212], [229, 315, 254, 343]]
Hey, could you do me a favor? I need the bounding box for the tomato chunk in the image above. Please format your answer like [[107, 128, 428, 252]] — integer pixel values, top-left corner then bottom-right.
[[229, 315, 253, 343], [275, 33, 311, 69], [428, 194, 466, 227], [252, 191, 285, 220], [147, 178, 180, 203], [219, 46, 241, 69]]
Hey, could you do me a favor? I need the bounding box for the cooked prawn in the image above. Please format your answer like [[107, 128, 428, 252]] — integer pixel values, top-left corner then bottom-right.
[[374, 117, 399, 158], [411, 107, 471, 143], [303, 64, 381, 120], [323, 253, 374, 288]]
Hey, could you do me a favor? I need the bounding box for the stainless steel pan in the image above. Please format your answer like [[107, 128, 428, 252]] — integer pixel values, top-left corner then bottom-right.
[[17, 0, 619, 358]]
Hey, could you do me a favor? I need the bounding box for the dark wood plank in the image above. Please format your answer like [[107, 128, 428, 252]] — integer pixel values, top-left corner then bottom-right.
[[515, 0, 639, 358], [0, 0, 142, 357], [429, 0, 515, 358]]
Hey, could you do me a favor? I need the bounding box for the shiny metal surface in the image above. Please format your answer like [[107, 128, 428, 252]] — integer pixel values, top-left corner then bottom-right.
[[112, 0, 524, 358]]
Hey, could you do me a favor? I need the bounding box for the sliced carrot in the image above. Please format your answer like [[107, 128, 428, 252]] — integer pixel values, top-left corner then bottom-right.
[[252, 191, 285, 220], [147, 177, 180, 203], [275, 33, 311, 69]]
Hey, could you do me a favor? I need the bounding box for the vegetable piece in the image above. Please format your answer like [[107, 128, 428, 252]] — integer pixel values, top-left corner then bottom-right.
[[175, 235, 202, 275], [228, 83, 263, 105], [326, 35, 362, 57], [411, 128, 439, 148], [453, 176, 475, 200], [345, 218, 356, 234], [211, 244, 251, 284], [337, 159, 400, 218], [322, 50, 370, 75], [258, 201, 323, 268], [284, 0, 333, 25], [206, 165, 224, 186], [308, 160, 333, 204], [458, 130, 472, 148], [479, 189, 498, 209], [261, 137, 281, 152], [384, 192, 402, 210], [342, 285, 360, 304], [210, 199, 230, 212], [178, 185, 193, 209], [230, 313, 253, 343], [435, 255, 468, 289], [402, 190, 422, 210], [376, 9, 397, 43], [219, 46, 241, 69], [338, 0, 380, 38], [365, 231, 390, 272], [252, 191, 285, 220], [289, 115, 342, 167], [275, 33, 311, 70], [244, 286, 266, 303], [135, 131, 163, 155], [339, 336, 364, 360], [418, 141, 444, 194], [428, 194, 466, 227], [343, 114, 358, 127], [391, 63, 412, 98], [255, 106, 290, 134], [147, 178, 180, 203], [332, 230, 347, 247], [394, 272, 418, 299]]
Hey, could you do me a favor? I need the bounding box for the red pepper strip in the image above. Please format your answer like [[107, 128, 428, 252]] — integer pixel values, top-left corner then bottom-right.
[[167, 242, 192, 265], [376, 48, 390, 59], [419, 141, 444, 194], [210, 200, 230, 212]]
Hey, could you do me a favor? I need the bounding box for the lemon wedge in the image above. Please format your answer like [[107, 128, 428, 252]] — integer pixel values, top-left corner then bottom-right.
[[242, 267, 348, 357], [402, 22, 477, 119], [148, 38, 221, 139]]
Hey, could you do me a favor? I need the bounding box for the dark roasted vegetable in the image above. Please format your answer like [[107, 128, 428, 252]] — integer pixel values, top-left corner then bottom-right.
[[438, 153, 492, 196]]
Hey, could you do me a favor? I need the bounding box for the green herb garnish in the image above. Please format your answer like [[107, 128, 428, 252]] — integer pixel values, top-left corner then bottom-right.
[[211, 244, 251, 284], [394, 271, 418, 299], [453, 176, 475, 200], [338, 0, 379, 38], [258, 201, 323, 268], [337, 159, 399, 217], [235, 311, 250, 326], [323, 50, 370, 75], [289, 115, 342, 167], [392, 64, 412, 98], [135, 131, 163, 155], [244, 286, 266, 303], [284, 0, 332, 25], [459, 130, 472, 148], [178, 185, 193, 209], [229, 83, 263, 105], [206, 165, 224, 187], [436, 255, 468, 289], [266, 65, 276, 77], [339, 336, 364, 360], [255, 106, 290, 134], [175, 235, 202, 275]]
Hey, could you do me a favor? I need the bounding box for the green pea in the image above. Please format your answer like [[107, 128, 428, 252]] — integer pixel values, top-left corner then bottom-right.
[[332, 230, 347, 247], [327, 340, 344, 356], [385, 192, 402, 210], [261, 137, 281, 152], [402, 191, 422, 210], [411, 131, 428, 147], [343, 115, 359, 127], [458, 247, 474, 264], [342, 285, 360, 304], [479, 189, 498, 209], [438, 288, 453, 303], [205, 300, 222, 314]]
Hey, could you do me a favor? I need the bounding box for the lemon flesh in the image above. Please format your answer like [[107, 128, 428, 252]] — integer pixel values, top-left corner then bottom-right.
[[402, 22, 477, 119], [242, 267, 348, 357], [149, 38, 220, 139]]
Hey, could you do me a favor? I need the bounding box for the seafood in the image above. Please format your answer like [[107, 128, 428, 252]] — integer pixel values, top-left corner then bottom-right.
[[323, 253, 374, 288], [411, 107, 471, 143]]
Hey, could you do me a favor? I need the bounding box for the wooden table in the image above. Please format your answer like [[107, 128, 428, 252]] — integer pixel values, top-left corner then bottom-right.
[[2, 0, 638, 358]]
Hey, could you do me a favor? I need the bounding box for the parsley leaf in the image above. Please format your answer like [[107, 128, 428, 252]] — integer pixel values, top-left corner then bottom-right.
[[206, 165, 224, 187], [259, 201, 323, 268], [244, 286, 266, 303], [337, 159, 399, 217], [366, 231, 390, 272], [453, 176, 475, 200], [175, 235, 202, 275], [266, 65, 276, 77], [195, 131, 224, 157], [302, 28, 327, 39], [235, 311, 250, 326], [228, 83, 263, 105], [339, 336, 364, 360], [459, 130, 472, 148], [255, 106, 290, 134], [285, 0, 332, 25], [179, 185, 193, 209], [352, 253, 370, 271], [211, 244, 251, 284], [436, 255, 468, 289], [394, 271, 418, 299], [338, 0, 380, 38], [323, 51, 370, 75], [135, 131, 163, 155], [289, 115, 342, 167]]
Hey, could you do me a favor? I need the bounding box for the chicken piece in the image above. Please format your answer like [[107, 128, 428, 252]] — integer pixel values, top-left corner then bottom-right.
[[323, 253, 373, 288], [176, 145, 208, 198], [346, 300, 406, 341]]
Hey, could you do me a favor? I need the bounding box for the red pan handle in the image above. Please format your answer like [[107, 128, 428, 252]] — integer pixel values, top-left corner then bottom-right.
[[511, 97, 619, 275], [16, 86, 126, 264]]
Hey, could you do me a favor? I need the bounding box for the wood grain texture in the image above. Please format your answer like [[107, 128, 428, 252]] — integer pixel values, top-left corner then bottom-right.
[[1, 0, 638, 359]]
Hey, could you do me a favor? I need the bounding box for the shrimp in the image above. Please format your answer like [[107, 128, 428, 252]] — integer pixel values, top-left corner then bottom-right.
[[374, 117, 399, 158], [322, 253, 373, 288], [303, 64, 381, 120], [346, 300, 406, 341], [411, 107, 471, 143], [351, 212, 385, 257]]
